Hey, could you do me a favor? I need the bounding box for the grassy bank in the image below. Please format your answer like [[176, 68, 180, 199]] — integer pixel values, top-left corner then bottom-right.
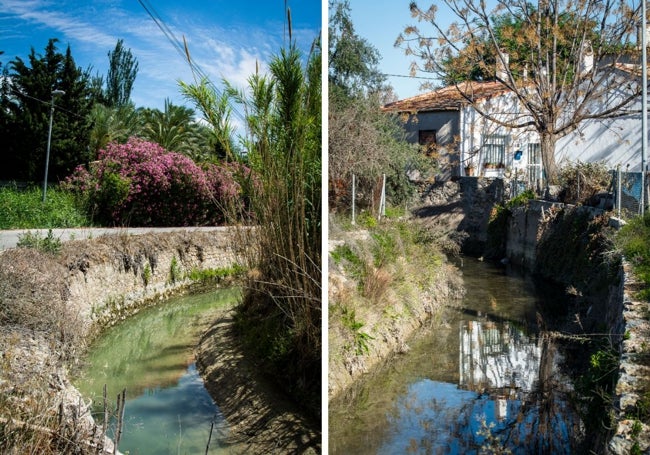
[[614, 213, 650, 441], [0, 185, 91, 229], [328, 210, 464, 398]]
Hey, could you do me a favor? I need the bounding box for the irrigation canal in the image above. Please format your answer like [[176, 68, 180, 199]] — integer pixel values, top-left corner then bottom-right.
[[74, 288, 241, 455], [330, 257, 584, 454]]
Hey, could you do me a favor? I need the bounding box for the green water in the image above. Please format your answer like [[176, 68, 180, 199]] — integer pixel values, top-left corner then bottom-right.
[[75, 288, 241, 455]]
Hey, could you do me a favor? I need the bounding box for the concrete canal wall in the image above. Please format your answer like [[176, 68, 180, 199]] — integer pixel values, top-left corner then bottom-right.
[[425, 177, 649, 452], [501, 200, 649, 453]]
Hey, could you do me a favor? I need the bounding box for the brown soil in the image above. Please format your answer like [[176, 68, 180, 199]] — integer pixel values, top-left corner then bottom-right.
[[196, 310, 321, 454]]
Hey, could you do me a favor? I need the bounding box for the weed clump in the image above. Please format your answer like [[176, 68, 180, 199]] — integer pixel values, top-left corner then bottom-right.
[[329, 212, 464, 398], [615, 211, 650, 301], [17, 229, 62, 255]]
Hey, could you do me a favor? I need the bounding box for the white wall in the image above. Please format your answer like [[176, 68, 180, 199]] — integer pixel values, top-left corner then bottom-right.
[[460, 82, 644, 175]]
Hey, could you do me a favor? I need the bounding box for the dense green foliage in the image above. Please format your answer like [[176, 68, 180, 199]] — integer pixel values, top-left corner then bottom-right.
[[328, 1, 426, 212], [0, 39, 95, 182], [64, 138, 247, 227], [328, 0, 386, 100], [104, 39, 139, 108], [438, 9, 602, 85], [0, 37, 224, 188], [0, 186, 90, 229]]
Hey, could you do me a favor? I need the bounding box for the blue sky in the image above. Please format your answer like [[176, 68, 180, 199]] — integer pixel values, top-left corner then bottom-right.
[[348, 1, 455, 100], [0, 0, 322, 116]]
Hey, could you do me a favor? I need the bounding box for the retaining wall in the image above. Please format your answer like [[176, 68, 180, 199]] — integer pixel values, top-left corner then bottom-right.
[[501, 202, 649, 453], [61, 230, 239, 339]]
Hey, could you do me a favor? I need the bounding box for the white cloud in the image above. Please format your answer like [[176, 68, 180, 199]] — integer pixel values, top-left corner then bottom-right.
[[0, 0, 117, 49], [0, 0, 319, 136]]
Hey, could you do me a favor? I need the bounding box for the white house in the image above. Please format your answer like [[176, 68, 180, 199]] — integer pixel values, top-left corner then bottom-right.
[[383, 67, 644, 184]]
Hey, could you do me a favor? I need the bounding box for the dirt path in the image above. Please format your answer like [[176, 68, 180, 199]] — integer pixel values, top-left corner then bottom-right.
[[196, 310, 321, 454]]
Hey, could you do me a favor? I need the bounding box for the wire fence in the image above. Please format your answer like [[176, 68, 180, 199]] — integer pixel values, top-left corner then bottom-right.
[[331, 166, 649, 223], [612, 167, 647, 220]]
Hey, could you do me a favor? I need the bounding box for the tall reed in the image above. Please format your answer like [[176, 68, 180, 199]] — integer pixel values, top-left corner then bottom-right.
[[181, 19, 322, 415], [235, 39, 322, 415]]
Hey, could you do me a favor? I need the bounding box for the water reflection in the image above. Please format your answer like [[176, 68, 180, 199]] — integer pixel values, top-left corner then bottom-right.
[[459, 320, 540, 393], [330, 259, 583, 454]]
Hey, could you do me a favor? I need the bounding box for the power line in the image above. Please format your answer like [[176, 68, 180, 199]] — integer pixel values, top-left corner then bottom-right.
[[10, 89, 87, 120], [382, 73, 439, 80], [136, 0, 247, 125]]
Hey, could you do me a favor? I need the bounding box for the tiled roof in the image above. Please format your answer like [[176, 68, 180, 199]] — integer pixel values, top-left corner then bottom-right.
[[382, 80, 511, 113]]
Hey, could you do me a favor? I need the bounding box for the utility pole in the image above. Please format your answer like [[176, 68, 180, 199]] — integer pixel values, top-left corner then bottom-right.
[[42, 89, 65, 203], [641, 2, 647, 215]]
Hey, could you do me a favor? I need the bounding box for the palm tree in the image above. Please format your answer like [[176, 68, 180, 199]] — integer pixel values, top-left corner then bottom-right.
[[88, 102, 141, 153], [140, 99, 196, 153]]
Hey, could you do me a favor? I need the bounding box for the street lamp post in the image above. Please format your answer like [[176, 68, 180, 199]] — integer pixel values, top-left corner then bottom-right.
[[42, 89, 65, 203]]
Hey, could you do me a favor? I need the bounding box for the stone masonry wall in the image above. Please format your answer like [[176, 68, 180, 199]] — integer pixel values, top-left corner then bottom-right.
[[62, 229, 239, 339], [501, 204, 649, 453]]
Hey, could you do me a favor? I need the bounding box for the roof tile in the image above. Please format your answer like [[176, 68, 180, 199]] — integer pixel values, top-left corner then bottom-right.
[[382, 80, 510, 112]]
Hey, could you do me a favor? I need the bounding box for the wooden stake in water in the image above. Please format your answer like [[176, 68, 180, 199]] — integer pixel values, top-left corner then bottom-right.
[[113, 389, 126, 455], [205, 416, 216, 455]]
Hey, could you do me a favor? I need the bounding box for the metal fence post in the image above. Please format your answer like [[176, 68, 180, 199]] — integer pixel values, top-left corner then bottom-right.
[[617, 164, 622, 219], [378, 174, 386, 220], [351, 174, 356, 225]]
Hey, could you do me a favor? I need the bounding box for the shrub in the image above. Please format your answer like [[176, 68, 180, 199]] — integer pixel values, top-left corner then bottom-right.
[[16, 229, 62, 255], [64, 138, 249, 226], [615, 211, 650, 300], [558, 160, 611, 205]]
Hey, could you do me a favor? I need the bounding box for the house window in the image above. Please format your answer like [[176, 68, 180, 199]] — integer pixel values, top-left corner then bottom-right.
[[419, 130, 437, 157], [527, 143, 542, 185], [483, 135, 507, 165], [419, 130, 437, 146]]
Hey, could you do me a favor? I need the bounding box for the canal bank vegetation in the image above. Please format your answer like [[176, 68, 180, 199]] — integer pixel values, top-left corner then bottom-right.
[[328, 210, 464, 398], [0, 185, 92, 230], [180, 26, 322, 424], [484, 180, 650, 451], [613, 212, 650, 443], [487, 193, 623, 449], [231, 41, 322, 420], [0, 230, 241, 454]]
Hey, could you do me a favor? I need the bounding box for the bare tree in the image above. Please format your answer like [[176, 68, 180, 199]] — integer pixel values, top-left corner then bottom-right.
[[397, 0, 642, 184]]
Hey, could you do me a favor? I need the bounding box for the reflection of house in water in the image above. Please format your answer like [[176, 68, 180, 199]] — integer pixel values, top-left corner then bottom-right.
[[459, 320, 541, 417]]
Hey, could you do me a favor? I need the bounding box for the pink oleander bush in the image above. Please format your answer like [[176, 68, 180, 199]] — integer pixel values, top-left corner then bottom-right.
[[64, 138, 250, 226]]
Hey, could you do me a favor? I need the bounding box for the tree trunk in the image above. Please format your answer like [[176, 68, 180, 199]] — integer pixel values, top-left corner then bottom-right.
[[540, 132, 558, 186]]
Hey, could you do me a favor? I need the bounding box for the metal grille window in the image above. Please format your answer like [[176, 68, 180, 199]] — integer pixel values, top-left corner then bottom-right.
[[484, 135, 507, 164], [527, 143, 542, 184], [527, 143, 540, 164]]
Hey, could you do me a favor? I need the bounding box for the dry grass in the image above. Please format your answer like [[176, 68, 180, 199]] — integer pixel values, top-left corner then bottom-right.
[[362, 266, 393, 302], [0, 327, 105, 454], [0, 249, 86, 359]]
